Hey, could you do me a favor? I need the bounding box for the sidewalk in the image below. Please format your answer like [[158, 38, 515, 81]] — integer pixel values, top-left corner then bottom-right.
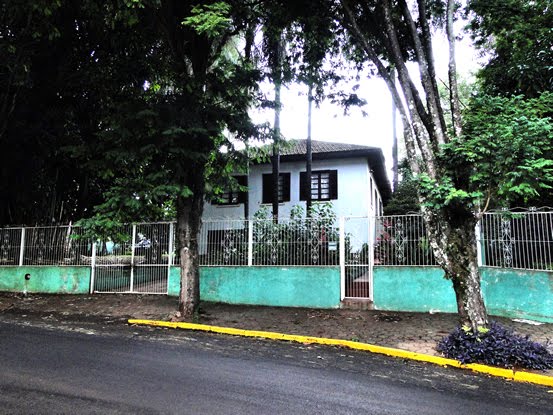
[[1, 292, 552, 372]]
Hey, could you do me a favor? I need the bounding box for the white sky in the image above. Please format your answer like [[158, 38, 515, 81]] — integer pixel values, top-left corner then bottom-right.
[[250, 26, 483, 183]]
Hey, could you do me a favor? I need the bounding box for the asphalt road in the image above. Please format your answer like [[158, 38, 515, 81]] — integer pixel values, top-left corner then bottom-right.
[[0, 320, 551, 414]]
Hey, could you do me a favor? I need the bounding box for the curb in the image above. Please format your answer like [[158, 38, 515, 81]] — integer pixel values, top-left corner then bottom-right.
[[128, 319, 553, 388]]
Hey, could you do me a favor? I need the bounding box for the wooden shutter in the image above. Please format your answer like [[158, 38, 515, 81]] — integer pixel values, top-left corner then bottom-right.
[[329, 170, 338, 200], [237, 175, 248, 204], [262, 174, 272, 203], [299, 172, 308, 201], [281, 173, 291, 202]]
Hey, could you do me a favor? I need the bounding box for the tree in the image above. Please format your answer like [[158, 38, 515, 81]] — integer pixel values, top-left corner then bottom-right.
[[0, 1, 133, 225], [466, 0, 553, 209], [72, 1, 261, 317], [384, 160, 419, 215], [443, 93, 553, 210], [467, 0, 553, 98], [337, 0, 553, 331], [338, 0, 488, 330]]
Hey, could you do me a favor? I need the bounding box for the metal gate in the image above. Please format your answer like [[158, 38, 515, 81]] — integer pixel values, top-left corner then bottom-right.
[[91, 222, 173, 294], [341, 216, 373, 299]]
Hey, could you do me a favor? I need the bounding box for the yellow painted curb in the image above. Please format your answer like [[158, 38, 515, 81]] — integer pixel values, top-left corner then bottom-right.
[[128, 319, 553, 388]]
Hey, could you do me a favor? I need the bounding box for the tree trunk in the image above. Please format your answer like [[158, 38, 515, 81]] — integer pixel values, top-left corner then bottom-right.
[[176, 169, 205, 317], [271, 36, 283, 222], [446, 0, 463, 138], [423, 208, 488, 331], [340, 0, 489, 331], [306, 82, 313, 215], [391, 69, 399, 192]]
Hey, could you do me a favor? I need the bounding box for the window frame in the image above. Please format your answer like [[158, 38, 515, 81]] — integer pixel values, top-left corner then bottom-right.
[[300, 169, 338, 201], [211, 175, 248, 206], [262, 172, 291, 204]]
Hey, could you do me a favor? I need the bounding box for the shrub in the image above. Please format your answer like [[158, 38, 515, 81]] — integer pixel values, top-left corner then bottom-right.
[[437, 322, 553, 371]]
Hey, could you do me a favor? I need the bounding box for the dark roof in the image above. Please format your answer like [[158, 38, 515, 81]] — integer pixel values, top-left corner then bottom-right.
[[279, 139, 379, 156], [254, 139, 392, 203]]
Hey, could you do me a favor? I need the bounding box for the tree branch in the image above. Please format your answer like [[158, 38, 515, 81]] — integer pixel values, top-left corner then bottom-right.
[[379, 0, 438, 177], [339, 0, 420, 174], [447, 0, 463, 137], [417, 0, 447, 134], [397, 0, 446, 148]]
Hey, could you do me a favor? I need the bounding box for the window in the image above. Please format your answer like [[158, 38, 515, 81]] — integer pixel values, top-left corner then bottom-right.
[[212, 175, 248, 205], [262, 173, 291, 203], [300, 170, 338, 201]]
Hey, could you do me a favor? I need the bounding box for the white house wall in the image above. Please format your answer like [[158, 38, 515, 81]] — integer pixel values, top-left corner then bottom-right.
[[203, 157, 374, 220]]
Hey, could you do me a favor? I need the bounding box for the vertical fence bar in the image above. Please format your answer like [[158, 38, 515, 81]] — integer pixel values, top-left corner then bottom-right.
[[247, 220, 253, 267], [130, 224, 136, 292], [90, 240, 96, 294], [18, 227, 25, 266], [368, 215, 375, 300], [339, 216, 345, 300]]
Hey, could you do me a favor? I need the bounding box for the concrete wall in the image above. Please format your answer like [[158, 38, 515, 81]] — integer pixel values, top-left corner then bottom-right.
[[481, 268, 553, 323], [0, 266, 91, 294], [168, 266, 341, 309], [373, 266, 553, 323]]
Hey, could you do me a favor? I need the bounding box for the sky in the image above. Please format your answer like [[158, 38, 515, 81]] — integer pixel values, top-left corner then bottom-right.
[[250, 25, 483, 184]]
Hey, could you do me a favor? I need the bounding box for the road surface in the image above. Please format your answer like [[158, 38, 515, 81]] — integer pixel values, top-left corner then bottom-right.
[[0, 320, 551, 414]]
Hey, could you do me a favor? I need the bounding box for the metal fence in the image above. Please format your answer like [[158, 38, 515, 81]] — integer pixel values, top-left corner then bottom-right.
[[374, 215, 437, 266], [343, 217, 372, 298], [92, 222, 173, 294], [373, 211, 553, 272], [1, 210, 552, 295], [480, 211, 553, 271], [199, 218, 341, 267], [0, 225, 90, 266]]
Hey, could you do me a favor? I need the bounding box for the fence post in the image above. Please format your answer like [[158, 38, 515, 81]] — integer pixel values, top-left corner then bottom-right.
[[130, 224, 136, 292], [368, 215, 376, 300], [247, 220, 253, 267], [18, 228, 25, 266], [167, 222, 174, 294], [90, 240, 96, 294], [339, 216, 345, 300], [475, 220, 483, 267]]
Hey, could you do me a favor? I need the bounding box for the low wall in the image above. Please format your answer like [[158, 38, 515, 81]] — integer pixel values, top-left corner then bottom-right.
[[0, 266, 91, 294], [481, 268, 553, 323], [168, 266, 341, 309], [373, 266, 553, 323]]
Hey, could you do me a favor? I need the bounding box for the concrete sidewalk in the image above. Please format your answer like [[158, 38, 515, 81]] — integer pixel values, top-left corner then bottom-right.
[[1, 292, 551, 359]]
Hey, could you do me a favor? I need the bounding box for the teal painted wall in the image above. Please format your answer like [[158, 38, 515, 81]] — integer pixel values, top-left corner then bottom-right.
[[373, 267, 457, 313], [168, 266, 180, 297], [0, 266, 91, 294], [373, 266, 553, 323], [168, 266, 341, 308], [481, 267, 553, 323]]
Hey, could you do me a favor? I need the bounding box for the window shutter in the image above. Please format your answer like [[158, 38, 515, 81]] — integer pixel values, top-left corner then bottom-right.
[[299, 172, 308, 201], [282, 173, 291, 202], [329, 170, 338, 200], [237, 175, 248, 204], [262, 174, 272, 204]]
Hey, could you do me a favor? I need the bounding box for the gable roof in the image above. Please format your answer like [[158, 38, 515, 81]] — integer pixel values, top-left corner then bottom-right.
[[255, 139, 392, 203], [279, 139, 377, 155]]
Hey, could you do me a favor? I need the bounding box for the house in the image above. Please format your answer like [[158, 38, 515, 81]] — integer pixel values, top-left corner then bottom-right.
[[203, 139, 391, 220]]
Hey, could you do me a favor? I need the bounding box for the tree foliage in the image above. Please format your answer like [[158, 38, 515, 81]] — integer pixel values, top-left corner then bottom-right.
[[441, 93, 553, 209], [467, 0, 553, 98], [0, 1, 139, 225]]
